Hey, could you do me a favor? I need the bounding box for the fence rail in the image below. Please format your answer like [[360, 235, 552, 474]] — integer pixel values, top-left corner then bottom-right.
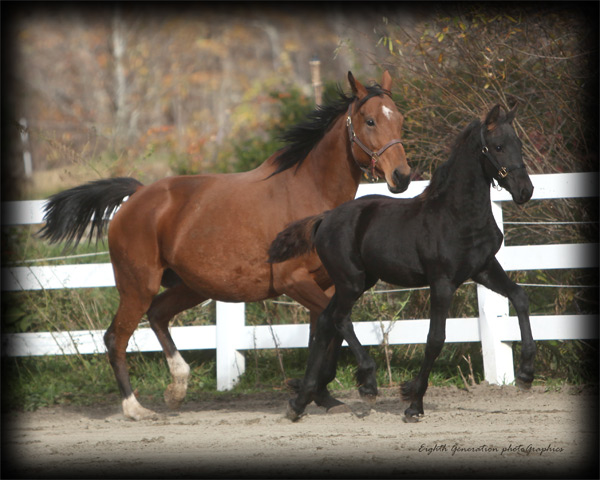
[[2, 173, 598, 390]]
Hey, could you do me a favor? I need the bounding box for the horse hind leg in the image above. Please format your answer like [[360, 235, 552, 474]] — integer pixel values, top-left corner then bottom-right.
[[146, 283, 205, 410], [314, 332, 350, 413], [287, 301, 340, 421], [281, 279, 349, 412], [288, 282, 374, 421], [324, 275, 379, 405], [104, 292, 157, 421], [287, 310, 349, 414]]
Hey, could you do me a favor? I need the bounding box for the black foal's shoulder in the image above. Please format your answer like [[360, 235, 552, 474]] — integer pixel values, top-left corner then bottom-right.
[[353, 194, 395, 205]]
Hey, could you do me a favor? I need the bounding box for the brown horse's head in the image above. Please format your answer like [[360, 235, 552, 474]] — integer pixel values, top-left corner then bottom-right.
[[347, 71, 410, 193]]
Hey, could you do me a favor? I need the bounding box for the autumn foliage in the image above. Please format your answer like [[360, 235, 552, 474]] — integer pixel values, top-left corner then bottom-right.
[[2, 3, 597, 201], [367, 4, 598, 179]]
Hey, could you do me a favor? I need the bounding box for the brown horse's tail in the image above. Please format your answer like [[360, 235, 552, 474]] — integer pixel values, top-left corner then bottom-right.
[[267, 213, 327, 263], [38, 177, 143, 250]]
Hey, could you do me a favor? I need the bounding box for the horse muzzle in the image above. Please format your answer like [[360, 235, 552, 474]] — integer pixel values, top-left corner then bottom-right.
[[388, 168, 411, 194], [508, 177, 534, 205], [512, 185, 534, 205]]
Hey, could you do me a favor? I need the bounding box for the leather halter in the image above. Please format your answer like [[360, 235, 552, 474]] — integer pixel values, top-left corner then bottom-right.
[[480, 126, 525, 182], [346, 97, 404, 180]]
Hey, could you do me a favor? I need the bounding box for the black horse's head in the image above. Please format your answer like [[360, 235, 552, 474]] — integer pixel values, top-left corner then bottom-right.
[[481, 104, 534, 205]]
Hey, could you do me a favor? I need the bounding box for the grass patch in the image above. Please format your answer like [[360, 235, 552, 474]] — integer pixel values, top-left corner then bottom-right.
[[2, 355, 118, 412], [4, 338, 596, 413]]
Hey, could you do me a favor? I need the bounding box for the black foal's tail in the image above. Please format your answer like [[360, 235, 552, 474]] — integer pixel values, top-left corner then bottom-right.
[[38, 177, 143, 250], [267, 213, 326, 263]]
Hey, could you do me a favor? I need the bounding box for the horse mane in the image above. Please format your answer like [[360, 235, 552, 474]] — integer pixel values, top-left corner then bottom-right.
[[270, 83, 389, 176], [421, 118, 482, 200]]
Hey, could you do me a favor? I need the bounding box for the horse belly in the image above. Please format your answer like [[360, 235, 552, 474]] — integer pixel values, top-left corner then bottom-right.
[[376, 264, 428, 289], [174, 258, 274, 303], [362, 227, 427, 288]]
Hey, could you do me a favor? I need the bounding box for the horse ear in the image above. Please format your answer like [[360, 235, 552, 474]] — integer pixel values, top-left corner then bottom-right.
[[348, 71, 368, 98], [381, 70, 393, 93], [506, 103, 518, 124], [484, 104, 502, 131]]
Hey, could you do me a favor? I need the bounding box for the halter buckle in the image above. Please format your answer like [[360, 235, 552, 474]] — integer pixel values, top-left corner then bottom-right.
[[498, 167, 508, 179]]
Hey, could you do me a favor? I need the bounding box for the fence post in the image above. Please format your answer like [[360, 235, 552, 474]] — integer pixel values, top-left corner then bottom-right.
[[19, 118, 33, 179], [309, 57, 323, 106], [477, 200, 515, 385], [215, 301, 246, 391]]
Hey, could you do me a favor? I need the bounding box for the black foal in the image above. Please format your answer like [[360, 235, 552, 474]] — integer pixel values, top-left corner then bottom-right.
[[269, 104, 535, 421]]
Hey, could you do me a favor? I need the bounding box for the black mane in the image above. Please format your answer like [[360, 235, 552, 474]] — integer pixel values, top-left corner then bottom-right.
[[422, 118, 482, 200], [271, 83, 389, 176]]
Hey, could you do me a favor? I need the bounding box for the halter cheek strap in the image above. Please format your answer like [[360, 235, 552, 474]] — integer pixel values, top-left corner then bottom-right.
[[480, 126, 525, 183], [346, 102, 404, 180]]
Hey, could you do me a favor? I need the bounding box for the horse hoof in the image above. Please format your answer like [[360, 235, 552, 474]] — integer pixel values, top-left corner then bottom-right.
[[286, 401, 305, 422], [360, 393, 377, 405], [126, 406, 158, 421], [403, 414, 420, 423], [403, 406, 423, 422], [122, 395, 159, 421], [327, 404, 352, 415], [164, 383, 187, 410], [515, 377, 533, 391], [164, 396, 183, 410]]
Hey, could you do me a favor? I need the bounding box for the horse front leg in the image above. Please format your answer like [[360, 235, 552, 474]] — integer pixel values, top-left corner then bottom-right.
[[401, 279, 454, 422], [474, 258, 535, 389]]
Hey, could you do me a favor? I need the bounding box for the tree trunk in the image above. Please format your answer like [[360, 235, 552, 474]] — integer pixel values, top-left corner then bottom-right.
[[112, 6, 127, 153]]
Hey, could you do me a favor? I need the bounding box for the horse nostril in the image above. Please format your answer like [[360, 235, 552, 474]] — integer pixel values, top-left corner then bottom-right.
[[515, 184, 534, 205], [391, 169, 411, 193]]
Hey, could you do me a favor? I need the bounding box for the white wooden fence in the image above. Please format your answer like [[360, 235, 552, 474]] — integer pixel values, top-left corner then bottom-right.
[[2, 173, 598, 390]]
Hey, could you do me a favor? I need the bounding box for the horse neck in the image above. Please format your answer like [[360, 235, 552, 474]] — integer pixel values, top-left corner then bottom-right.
[[294, 114, 362, 206], [438, 135, 493, 218]]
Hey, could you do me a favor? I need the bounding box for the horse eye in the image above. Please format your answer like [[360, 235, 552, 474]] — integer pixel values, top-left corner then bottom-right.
[[495, 145, 503, 152], [366, 119, 375, 127]]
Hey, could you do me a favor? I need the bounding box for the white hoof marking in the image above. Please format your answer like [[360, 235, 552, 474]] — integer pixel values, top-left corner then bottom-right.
[[122, 395, 156, 421]]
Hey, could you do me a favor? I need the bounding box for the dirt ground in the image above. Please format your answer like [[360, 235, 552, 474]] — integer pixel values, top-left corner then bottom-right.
[[2, 384, 598, 479]]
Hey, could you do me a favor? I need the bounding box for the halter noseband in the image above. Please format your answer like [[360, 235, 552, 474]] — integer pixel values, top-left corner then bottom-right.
[[346, 96, 404, 180], [480, 126, 525, 183]]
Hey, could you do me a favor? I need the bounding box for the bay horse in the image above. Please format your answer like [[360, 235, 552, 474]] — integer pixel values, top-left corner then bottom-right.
[[39, 71, 411, 420], [268, 104, 535, 422]]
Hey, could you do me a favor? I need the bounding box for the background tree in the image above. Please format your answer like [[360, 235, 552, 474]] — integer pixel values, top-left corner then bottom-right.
[[364, 4, 598, 178], [3, 2, 410, 199]]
